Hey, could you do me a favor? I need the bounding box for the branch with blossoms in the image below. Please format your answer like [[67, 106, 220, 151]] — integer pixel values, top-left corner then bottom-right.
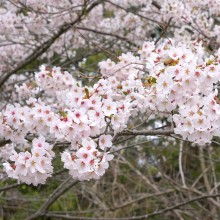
[[1, 38, 220, 186]]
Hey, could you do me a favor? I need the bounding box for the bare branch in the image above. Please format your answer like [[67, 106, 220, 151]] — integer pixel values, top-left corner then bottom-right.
[[26, 177, 78, 220]]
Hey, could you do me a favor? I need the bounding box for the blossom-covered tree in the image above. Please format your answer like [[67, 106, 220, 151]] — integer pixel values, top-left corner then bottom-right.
[[1, 1, 220, 219]]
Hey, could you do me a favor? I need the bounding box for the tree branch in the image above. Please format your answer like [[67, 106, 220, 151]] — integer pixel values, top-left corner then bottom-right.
[[42, 193, 220, 219], [26, 177, 78, 220]]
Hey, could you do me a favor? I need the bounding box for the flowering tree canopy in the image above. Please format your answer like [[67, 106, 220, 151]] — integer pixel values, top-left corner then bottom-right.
[[1, 1, 220, 219]]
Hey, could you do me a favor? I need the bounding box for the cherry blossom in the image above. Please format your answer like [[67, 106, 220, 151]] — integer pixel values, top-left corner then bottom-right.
[[3, 136, 54, 185], [2, 38, 220, 184]]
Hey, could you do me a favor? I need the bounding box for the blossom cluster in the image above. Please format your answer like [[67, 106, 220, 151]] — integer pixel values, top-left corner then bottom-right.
[[97, 39, 220, 145], [61, 136, 113, 181], [3, 136, 54, 186], [2, 39, 220, 184]]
